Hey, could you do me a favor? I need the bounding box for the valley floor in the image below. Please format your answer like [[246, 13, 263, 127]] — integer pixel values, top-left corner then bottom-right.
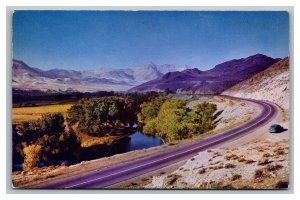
[[12, 95, 287, 189]]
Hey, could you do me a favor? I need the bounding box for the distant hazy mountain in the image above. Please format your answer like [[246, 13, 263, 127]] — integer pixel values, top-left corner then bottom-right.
[[12, 60, 191, 92], [129, 54, 281, 94]]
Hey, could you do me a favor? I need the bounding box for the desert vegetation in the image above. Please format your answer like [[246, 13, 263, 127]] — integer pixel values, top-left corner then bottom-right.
[[147, 139, 289, 189]]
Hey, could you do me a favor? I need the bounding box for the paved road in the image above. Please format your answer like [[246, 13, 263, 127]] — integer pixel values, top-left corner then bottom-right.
[[40, 96, 277, 189]]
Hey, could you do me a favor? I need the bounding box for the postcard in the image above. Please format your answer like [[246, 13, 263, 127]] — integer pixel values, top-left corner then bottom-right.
[[11, 10, 290, 189]]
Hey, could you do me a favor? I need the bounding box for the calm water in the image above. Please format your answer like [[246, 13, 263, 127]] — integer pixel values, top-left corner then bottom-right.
[[13, 131, 162, 171], [127, 131, 162, 151]]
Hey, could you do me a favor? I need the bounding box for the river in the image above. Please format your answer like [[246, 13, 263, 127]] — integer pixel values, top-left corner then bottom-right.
[[13, 130, 163, 171]]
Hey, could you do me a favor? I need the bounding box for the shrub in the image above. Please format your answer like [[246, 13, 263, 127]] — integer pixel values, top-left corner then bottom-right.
[[225, 154, 239, 160], [266, 164, 283, 171], [229, 100, 235, 106], [258, 158, 272, 165], [262, 153, 272, 158], [244, 159, 256, 164], [224, 163, 236, 169], [197, 168, 206, 174], [254, 169, 270, 180], [22, 144, 42, 171], [231, 174, 242, 181], [166, 174, 181, 185], [273, 148, 286, 155]]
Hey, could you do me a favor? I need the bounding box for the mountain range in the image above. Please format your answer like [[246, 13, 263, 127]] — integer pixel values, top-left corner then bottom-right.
[[129, 54, 281, 94], [12, 54, 281, 94], [12, 60, 191, 92]]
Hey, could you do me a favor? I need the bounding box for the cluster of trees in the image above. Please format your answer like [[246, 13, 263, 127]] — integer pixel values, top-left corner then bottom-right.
[[66, 92, 159, 136], [137, 96, 168, 125], [67, 97, 128, 136], [13, 91, 220, 171], [13, 113, 80, 171], [138, 97, 218, 142], [13, 92, 160, 171]]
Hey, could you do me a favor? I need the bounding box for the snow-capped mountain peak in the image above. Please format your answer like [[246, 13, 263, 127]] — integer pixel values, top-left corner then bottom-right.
[[12, 60, 191, 92]]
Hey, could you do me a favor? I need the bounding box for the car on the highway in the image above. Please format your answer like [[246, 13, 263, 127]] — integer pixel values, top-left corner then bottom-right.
[[269, 124, 284, 133]]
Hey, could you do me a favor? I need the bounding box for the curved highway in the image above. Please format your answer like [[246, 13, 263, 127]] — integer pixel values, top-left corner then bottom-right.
[[40, 96, 277, 189]]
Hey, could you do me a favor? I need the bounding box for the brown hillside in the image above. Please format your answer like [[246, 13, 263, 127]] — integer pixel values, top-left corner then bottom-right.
[[222, 58, 289, 110]]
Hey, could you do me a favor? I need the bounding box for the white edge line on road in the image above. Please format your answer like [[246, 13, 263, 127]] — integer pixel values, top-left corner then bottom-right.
[[65, 101, 273, 189]]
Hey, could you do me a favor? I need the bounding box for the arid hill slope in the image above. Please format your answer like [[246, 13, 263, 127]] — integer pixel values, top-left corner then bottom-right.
[[222, 58, 289, 110], [146, 139, 289, 189]]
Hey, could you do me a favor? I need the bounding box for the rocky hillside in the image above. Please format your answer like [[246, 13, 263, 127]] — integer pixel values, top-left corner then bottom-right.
[[129, 54, 281, 94], [222, 58, 289, 110], [146, 139, 289, 189]]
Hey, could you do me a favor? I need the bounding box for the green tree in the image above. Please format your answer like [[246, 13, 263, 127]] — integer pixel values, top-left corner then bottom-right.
[[57, 128, 81, 162], [67, 97, 127, 135], [66, 93, 162, 136], [34, 113, 67, 162], [142, 100, 218, 142], [193, 102, 218, 134], [66, 104, 84, 126], [142, 99, 191, 142], [124, 92, 160, 127], [137, 96, 168, 125], [37, 112, 65, 136]]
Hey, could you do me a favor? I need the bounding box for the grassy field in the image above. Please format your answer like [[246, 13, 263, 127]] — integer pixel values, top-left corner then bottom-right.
[[79, 134, 124, 148], [12, 104, 73, 123]]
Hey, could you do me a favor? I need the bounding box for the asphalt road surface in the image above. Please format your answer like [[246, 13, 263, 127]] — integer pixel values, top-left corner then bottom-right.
[[40, 96, 277, 189]]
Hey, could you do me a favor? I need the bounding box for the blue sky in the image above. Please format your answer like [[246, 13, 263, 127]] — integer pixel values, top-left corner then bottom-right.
[[13, 11, 289, 71]]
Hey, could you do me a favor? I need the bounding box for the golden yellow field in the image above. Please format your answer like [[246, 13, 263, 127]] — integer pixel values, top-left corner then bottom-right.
[[79, 134, 123, 148], [12, 104, 73, 123]]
